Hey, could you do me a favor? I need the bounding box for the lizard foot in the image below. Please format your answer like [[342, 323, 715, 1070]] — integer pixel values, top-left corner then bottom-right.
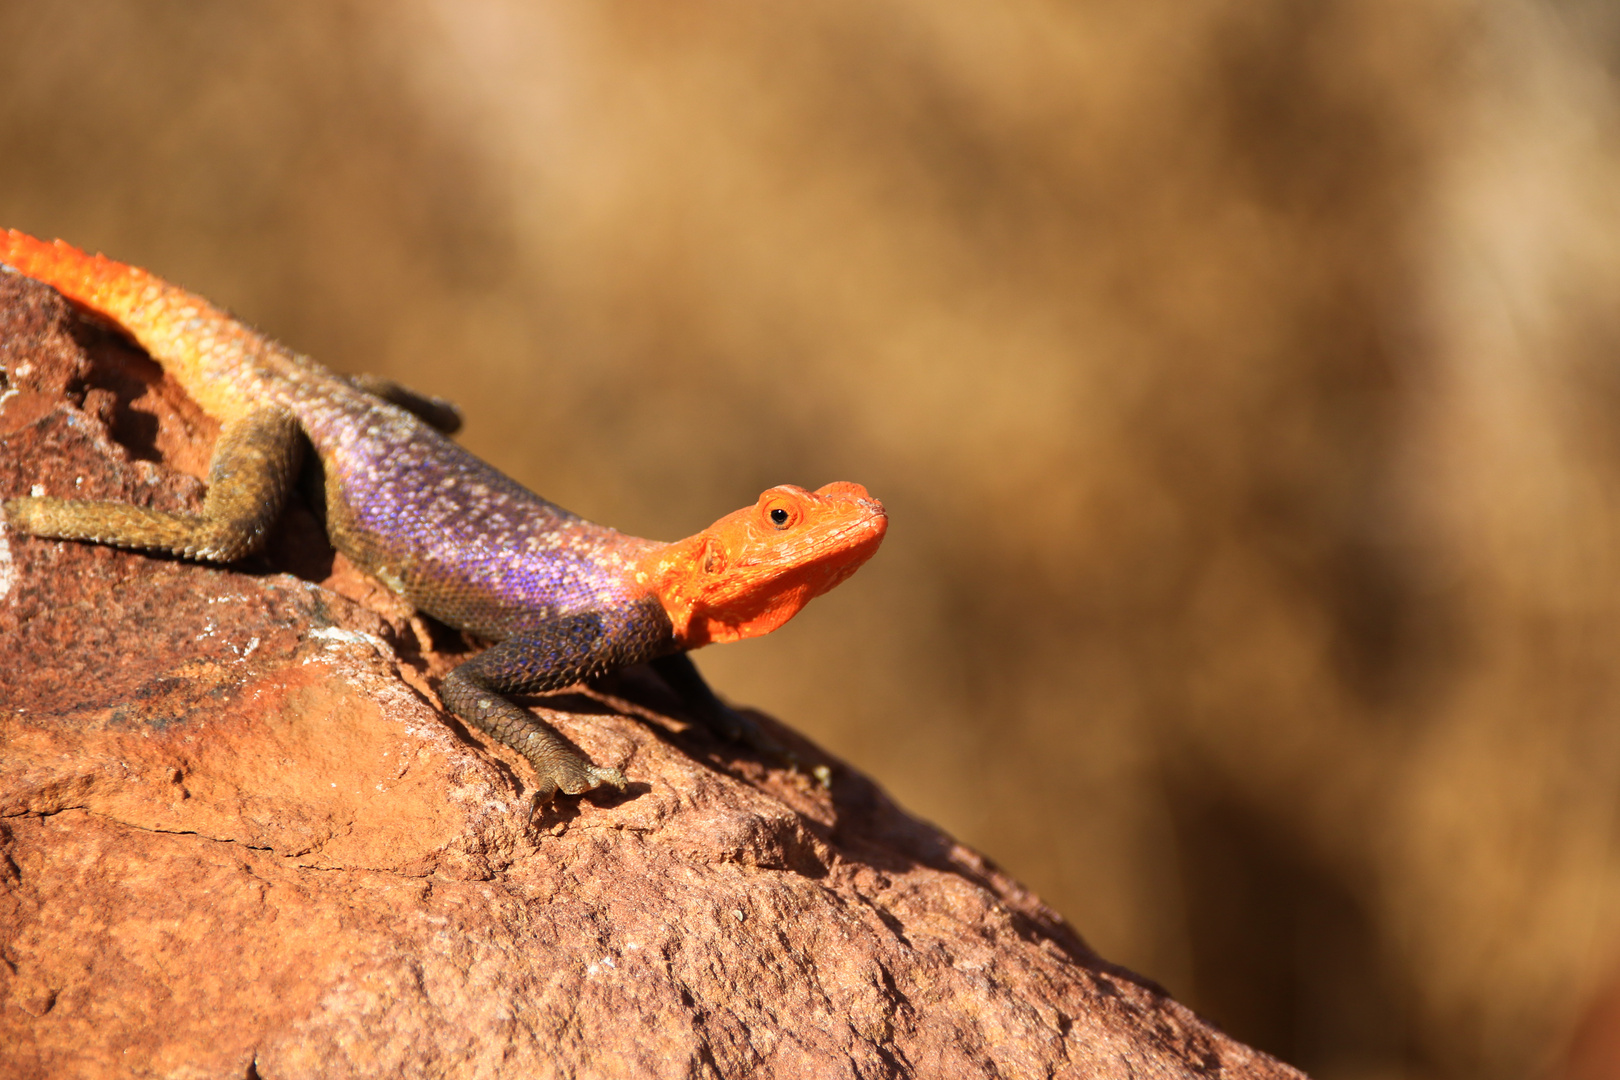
[[547, 761, 628, 798], [517, 728, 628, 801], [710, 703, 802, 769], [713, 708, 832, 787]]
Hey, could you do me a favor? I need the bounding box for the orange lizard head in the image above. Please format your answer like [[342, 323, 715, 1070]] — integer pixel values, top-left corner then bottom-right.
[[636, 482, 888, 649]]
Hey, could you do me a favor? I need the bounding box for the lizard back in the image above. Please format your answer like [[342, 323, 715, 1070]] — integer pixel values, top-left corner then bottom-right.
[[0, 230, 662, 640]]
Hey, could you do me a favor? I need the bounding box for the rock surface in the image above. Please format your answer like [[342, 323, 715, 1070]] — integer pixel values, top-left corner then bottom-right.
[[0, 269, 1303, 1079]]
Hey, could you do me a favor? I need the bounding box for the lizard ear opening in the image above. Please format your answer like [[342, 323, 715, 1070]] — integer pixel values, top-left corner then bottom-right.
[[701, 535, 728, 575]]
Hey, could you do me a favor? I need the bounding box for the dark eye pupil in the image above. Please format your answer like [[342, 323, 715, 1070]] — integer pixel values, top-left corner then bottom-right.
[[770, 507, 790, 526]]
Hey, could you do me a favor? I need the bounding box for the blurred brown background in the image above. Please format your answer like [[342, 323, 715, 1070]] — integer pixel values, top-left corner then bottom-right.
[[5, 3, 1620, 1077]]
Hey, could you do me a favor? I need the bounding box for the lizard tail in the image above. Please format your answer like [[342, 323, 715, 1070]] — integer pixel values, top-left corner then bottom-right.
[[0, 230, 166, 325], [0, 229, 274, 422]]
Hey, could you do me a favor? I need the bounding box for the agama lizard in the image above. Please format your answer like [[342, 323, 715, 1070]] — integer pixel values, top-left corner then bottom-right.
[[0, 230, 887, 799]]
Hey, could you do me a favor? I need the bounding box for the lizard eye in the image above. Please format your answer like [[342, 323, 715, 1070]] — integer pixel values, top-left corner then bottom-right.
[[762, 497, 800, 530], [758, 487, 805, 530]]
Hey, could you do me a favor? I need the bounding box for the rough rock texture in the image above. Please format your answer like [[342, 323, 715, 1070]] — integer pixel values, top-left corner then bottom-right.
[[0, 270, 1303, 1079]]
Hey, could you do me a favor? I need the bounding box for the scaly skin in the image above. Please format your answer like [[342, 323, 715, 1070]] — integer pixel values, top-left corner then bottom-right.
[[0, 230, 887, 800]]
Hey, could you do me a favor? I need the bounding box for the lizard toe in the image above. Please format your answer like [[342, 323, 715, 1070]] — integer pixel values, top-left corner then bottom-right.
[[585, 764, 628, 792], [546, 760, 627, 796]]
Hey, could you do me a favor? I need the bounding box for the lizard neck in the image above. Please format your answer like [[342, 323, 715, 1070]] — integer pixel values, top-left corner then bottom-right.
[[632, 533, 805, 649]]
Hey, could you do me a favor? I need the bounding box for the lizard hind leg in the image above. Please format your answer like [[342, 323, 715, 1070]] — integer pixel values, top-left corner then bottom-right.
[[3, 406, 304, 562], [344, 374, 463, 435]]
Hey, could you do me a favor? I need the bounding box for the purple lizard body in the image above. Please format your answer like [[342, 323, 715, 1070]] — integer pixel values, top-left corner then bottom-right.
[[303, 391, 661, 642]]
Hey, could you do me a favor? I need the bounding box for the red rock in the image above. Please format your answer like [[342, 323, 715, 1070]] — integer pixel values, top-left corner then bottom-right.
[[0, 270, 1303, 1078]]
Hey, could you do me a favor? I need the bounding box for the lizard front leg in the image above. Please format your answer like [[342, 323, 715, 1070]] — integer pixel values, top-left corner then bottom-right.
[[3, 406, 303, 561], [438, 624, 630, 800]]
